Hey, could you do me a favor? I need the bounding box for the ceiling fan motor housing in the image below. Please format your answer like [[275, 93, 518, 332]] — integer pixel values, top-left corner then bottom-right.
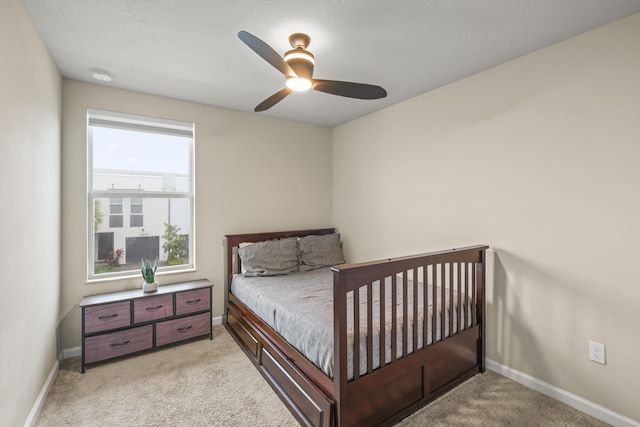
[[284, 49, 315, 81]]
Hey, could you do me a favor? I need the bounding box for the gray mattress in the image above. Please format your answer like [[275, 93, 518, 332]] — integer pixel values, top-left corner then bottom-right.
[[231, 267, 465, 379]]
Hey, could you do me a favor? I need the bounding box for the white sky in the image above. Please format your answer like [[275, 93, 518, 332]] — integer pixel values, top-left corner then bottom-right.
[[93, 127, 190, 174]]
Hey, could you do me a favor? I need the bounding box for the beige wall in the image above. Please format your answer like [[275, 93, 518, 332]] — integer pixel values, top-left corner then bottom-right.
[[60, 81, 332, 350], [0, 0, 62, 426], [332, 13, 640, 422]]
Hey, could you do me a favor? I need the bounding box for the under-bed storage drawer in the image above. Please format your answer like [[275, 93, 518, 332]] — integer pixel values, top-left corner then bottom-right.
[[227, 305, 259, 358], [260, 346, 333, 427], [175, 288, 210, 315], [84, 325, 153, 364], [84, 301, 131, 334], [156, 312, 211, 347], [425, 326, 479, 394]]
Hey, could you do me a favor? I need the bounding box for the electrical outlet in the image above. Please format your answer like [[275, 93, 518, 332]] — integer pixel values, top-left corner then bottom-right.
[[589, 341, 606, 365]]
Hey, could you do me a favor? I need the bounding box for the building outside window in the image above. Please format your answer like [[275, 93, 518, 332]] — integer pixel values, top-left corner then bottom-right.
[[130, 198, 143, 227], [88, 109, 195, 280], [109, 198, 123, 228]]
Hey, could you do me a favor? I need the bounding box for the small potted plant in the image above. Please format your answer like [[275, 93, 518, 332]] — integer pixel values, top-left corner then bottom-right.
[[141, 257, 159, 293]]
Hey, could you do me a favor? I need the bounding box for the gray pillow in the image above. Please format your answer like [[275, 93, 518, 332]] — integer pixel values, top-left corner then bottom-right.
[[298, 233, 345, 272], [238, 237, 299, 276]]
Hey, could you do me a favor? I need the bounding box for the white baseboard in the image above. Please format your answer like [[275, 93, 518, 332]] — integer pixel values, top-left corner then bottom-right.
[[486, 359, 639, 427], [24, 359, 59, 427], [63, 346, 81, 359]]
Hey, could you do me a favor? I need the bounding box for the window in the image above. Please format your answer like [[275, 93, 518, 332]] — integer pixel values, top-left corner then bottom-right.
[[109, 198, 123, 228], [130, 198, 143, 227], [88, 109, 195, 280]]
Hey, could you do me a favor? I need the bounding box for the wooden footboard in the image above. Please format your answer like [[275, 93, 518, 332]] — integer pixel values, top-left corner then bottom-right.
[[332, 245, 488, 426], [224, 229, 488, 427]]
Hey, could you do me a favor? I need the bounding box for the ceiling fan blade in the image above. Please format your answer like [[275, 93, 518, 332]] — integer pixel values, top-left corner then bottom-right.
[[312, 79, 387, 99], [255, 88, 292, 112], [238, 31, 296, 78]]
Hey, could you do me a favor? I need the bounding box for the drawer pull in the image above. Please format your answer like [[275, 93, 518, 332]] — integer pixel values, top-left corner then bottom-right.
[[145, 305, 164, 312], [110, 340, 131, 349], [185, 299, 201, 305], [177, 325, 193, 333], [98, 314, 118, 321]]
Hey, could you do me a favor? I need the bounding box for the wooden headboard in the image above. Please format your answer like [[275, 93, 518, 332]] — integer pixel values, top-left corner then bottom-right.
[[224, 228, 336, 288]]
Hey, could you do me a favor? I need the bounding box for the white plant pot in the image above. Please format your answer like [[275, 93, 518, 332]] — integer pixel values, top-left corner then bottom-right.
[[142, 281, 158, 293]]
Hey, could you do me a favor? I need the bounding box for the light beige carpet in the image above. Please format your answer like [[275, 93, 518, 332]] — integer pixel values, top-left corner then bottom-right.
[[36, 325, 608, 426]]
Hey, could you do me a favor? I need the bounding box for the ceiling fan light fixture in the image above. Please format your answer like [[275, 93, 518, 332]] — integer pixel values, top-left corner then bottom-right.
[[286, 76, 312, 91]]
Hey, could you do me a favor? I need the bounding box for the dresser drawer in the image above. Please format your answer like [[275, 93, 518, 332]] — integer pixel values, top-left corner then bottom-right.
[[175, 288, 210, 315], [156, 312, 211, 346], [84, 325, 153, 364], [84, 301, 131, 334], [134, 294, 174, 323]]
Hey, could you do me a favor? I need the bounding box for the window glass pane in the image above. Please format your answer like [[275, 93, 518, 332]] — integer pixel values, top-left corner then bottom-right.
[[92, 197, 191, 275], [110, 198, 123, 214], [130, 215, 143, 227], [109, 215, 123, 228], [130, 198, 143, 214], [92, 127, 190, 192]]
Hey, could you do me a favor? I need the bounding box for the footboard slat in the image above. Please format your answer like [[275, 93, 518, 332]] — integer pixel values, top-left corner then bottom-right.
[[366, 283, 373, 374], [449, 262, 454, 337], [379, 278, 386, 369], [472, 263, 477, 326], [402, 272, 408, 357], [422, 263, 429, 350], [412, 267, 419, 352], [457, 262, 462, 333], [464, 263, 469, 329], [353, 287, 360, 380], [391, 275, 398, 364], [440, 263, 445, 341], [431, 264, 437, 345]]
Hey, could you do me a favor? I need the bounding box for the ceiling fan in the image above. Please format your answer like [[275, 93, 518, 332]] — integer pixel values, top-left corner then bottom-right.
[[238, 31, 387, 112]]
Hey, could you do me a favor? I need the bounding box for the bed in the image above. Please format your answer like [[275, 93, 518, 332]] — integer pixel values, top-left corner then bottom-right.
[[224, 228, 488, 426]]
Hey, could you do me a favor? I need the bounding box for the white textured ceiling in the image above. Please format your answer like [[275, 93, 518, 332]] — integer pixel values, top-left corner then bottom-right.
[[21, 0, 640, 127]]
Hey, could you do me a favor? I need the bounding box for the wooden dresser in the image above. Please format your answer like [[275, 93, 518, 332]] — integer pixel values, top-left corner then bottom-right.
[[79, 279, 213, 372]]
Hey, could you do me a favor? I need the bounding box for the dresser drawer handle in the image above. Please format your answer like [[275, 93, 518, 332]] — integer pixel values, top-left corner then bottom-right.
[[145, 305, 164, 312], [110, 340, 130, 349], [98, 314, 118, 321], [177, 326, 193, 333], [185, 299, 201, 305]]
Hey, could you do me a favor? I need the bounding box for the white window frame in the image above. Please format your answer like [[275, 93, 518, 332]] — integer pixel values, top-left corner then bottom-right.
[[87, 108, 196, 281]]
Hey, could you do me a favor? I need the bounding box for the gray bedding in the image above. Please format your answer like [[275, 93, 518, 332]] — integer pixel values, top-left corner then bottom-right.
[[231, 267, 465, 379]]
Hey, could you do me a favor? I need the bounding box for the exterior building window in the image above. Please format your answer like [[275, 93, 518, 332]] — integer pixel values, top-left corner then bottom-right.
[[109, 198, 123, 228], [130, 198, 143, 227], [88, 109, 195, 280]]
